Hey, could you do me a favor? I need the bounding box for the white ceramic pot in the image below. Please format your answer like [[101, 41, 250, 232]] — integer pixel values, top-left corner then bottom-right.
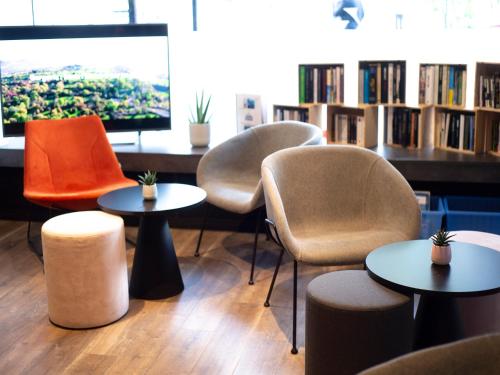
[[189, 123, 210, 147], [431, 244, 452, 265], [142, 184, 158, 200]]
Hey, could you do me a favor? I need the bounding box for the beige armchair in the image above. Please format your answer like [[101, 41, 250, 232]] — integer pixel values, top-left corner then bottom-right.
[[359, 333, 500, 375], [261, 145, 421, 353], [195, 121, 322, 285]]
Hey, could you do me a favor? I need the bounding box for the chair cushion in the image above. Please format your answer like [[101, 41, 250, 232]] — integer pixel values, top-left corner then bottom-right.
[[307, 270, 411, 311], [202, 180, 264, 214], [290, 227, 411, 265]]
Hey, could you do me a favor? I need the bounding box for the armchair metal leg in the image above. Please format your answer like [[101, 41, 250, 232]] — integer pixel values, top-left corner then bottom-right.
[[248, 207, 264, 285], [194, 203, 209, 257], [264, 248, 284, 307], [291, 260, 298, 354]]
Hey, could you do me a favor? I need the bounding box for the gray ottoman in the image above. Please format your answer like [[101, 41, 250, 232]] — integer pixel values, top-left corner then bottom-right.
[[306, 270, 413, 375]]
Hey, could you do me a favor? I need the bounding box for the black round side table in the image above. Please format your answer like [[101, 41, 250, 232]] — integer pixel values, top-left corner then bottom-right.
[[366, 239, 500, 349], [98, 183, 206, 299]]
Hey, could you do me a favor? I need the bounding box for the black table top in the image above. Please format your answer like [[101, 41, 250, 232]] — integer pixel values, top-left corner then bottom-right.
[[366, 239, 500, 297], [98, 183, 206, 216]]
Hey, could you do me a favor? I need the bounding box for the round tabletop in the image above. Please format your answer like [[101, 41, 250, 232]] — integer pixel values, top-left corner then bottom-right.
[[366, 239, 500, 297], [98, 183, 207, 216]]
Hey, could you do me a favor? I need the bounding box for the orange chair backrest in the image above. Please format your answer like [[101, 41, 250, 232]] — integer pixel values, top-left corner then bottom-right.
[[24, 115, 126, 195]]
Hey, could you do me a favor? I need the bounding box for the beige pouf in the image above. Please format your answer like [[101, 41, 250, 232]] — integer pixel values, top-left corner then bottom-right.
[[42, 211, 129, 329], [306, 270, 414, 375]]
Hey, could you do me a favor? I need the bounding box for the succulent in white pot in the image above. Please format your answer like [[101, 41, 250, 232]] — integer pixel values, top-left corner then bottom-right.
[[189, 91, 211, 147], [430, 229, 455, 265], [138, 170, 158, 200]]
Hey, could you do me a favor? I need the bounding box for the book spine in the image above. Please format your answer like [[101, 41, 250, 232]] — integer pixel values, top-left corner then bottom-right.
[[376, 64, 382, 103], [433, 65, 439, 104], [437, 65, 443, 105], [299, 66, 306, 104], [358, 68, 364, 104], [418, 65, 426, 104], [382, 63, 388, 103], [313, 68, 318, 103], [368, 64, 377, 104], [459, 114, 465, 150], [387, 107, 393, 144], [388, 63, 394, 104], [326, 68, 332, 104], [364, 69, 370, 104], [448, 66, 455, 105]]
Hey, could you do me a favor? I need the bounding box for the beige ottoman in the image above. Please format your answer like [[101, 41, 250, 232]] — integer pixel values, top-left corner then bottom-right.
[[42, 211, 129, 328]]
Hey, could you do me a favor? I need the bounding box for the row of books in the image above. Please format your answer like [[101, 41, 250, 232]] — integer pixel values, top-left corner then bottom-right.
[[418, 64, 467, 106], [359, 62, 406, 104], [331, 114, 364, 145], [478, 74, 500, 109], [437, 112, 475, 151], [274, 107, 309, 122], [384, 107, 420, 148], [491, 120, 500, 153], [299, 65, 344, 104]]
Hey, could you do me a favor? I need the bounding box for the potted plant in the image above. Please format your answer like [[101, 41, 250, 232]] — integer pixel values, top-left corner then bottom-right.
[[138, 170, 158, 200], [189, 91, 211, 147], [430, 229, 455, 265]]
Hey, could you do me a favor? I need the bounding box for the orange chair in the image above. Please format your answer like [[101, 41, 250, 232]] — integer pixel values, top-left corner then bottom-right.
[[24, 115, 137, 211]]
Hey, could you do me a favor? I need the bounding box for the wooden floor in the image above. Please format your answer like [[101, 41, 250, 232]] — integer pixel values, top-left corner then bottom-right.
[[0, 220, 357, 375]]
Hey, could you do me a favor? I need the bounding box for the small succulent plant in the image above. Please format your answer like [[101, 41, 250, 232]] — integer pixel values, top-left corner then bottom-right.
[[138, 170, 158, 186], [431, 229, 455, 247]]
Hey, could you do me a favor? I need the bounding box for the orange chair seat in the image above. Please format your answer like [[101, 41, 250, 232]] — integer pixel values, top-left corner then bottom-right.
[[24, 178, 137, 210]]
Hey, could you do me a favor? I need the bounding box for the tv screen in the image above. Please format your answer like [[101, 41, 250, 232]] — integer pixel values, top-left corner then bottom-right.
[[0, 24, 170, 136]]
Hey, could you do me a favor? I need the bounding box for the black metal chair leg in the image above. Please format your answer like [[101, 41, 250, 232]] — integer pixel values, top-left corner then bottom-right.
[[194, 203, 209, 257], [264, 248, 285, 307], [248, 207, 263, 285], [291, 260, 298, 354]]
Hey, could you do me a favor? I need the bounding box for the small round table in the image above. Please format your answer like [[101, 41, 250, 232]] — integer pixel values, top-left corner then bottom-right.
[[365, 239, 500, 349], [98, 183, 206, 299]]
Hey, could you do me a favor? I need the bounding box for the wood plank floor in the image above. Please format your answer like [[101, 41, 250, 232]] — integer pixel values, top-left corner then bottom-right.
[[0, 220, 358, 375]]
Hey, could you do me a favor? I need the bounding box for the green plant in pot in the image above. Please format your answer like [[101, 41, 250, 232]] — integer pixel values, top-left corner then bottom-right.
[[138, 170, 158, 200], [430, 229, 455, 265], [189, 91, 211, 147]]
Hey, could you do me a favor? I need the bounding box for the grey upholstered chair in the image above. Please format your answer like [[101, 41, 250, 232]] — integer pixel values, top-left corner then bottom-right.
[[359, 333, 500, 375], [261, 145, 421, 353], [195, 121, 322, 285]]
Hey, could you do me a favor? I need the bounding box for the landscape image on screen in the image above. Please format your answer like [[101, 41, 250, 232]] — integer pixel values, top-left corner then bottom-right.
[[0, 36, 170, 126]]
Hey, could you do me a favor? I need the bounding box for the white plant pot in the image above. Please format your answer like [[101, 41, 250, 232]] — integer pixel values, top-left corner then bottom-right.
[[142, 184, 158, 200], [431, 244, 452, 265], [189, 123, 210, 147]]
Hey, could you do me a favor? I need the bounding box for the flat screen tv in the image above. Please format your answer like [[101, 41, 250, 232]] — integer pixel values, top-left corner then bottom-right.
[[0, 24, 170, 136]]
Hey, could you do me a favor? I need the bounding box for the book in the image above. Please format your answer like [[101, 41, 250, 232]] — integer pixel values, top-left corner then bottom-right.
[[368, 64, 377, 104], [382, 63, 388, 103], [388, 63, 394, 104], [387, 107, 394, 144], [299, 65, 306, 104]]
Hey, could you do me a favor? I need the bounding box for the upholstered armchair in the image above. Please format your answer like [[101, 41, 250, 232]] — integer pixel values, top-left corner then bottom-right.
[[195, 121, 322, 284], [261, 145, 421, 353]]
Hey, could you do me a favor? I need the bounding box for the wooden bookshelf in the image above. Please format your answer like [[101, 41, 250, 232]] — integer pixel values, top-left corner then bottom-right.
[[477, 109, 500, 157], [383, 106, 424, 149], [433, 107, 485, 154], [474, 62, 500, 109], [418, 64, 467, 107], [273, 104, 321, 127], [298, 64, 344, 105], [358, 60, 406, 105], [326, 105, 378, 148]]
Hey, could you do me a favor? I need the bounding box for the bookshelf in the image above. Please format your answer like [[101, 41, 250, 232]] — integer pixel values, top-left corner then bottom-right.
[[326, 105, 378, 148], [474, 62, 500, 109], [419, 64, 467, 107], [273, 104, 321, 127], [298, 64, 344, 105], [358, 60, 406, 105], [477, 109, 500, 157], [433, 107, 485, 154], [383, 106, 424, 149]]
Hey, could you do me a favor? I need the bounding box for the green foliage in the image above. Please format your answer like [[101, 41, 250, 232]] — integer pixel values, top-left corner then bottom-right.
[[1, 71, 170, 125], [138, 170, 158, 186], [431, 229, 455, 246], [190, 91, 211, 124]]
